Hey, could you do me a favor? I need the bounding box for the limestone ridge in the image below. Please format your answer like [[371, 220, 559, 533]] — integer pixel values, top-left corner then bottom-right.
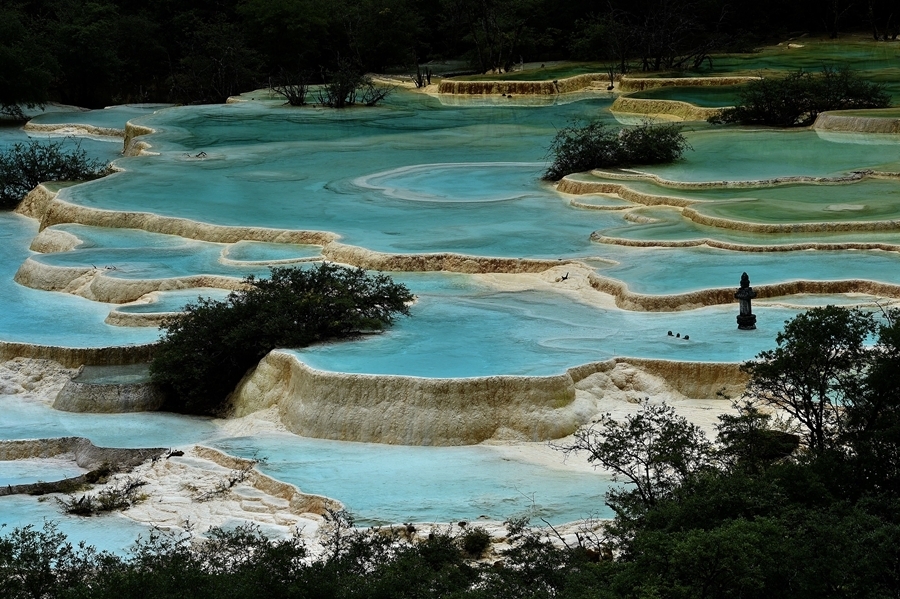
[[54, 368, 165, 413], [588, 272, 900, 312], [616, 76, 759, 92], [227, 351, 746, 446], [0, 437, 165, 497], [0, 342, 154, 368], [814, 110, 900, 134], [610, 97, 725, 121], [23, 122, 125, 138], [438, 73, 606, 95], [437, 74, 757, 96]]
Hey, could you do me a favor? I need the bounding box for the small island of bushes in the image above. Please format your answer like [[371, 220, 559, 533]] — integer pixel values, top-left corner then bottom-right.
[[543, 120, 691, 181]]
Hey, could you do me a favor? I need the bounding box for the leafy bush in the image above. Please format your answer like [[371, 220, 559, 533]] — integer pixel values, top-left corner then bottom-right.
[[0, 139, 110, 209], [711, 67, 891, 127], [316, 60, 392, 108], [459, 527, 492, 556], [150, 264, 413, 415], [0, 521, 604, 599], [543, 120, 690, 181], [270, 69, 311, 106], [57, 477, 148, 516]]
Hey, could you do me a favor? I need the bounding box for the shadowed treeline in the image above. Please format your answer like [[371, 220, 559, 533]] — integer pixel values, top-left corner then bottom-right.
[[2, 0, 899, 112]]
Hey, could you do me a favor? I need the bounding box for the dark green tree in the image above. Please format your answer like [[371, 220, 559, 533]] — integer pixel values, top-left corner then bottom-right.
[[237, 0, 331, 74], [555, 403, 713, 519], [0, 7, 55, 119], [42, 0, 124, 108], [715, 401, 799, 472], [712, 67, 891, 127], [742, 305, 877, 456], [0, 140, 109, 209], [844, 309, 900, 498], [442, 0, 540, 73], [170, 16, 262, 104]]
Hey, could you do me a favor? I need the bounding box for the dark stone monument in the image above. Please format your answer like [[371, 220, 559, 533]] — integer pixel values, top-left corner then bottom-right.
[[735, 272, 757, 330]]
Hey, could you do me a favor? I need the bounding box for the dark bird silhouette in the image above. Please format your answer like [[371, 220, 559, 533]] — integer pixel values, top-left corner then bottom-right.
[[560, 272, 569, 281]]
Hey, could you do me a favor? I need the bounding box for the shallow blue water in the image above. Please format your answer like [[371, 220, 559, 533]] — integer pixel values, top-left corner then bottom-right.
[[0, 497, 153, 554], [0, 460, 84, 486], [27, 104, 168, 130], [293, 274, 799, 377], [213, 434, 614, 525], [0, 128, 123, 163], [594, 246, 900, 294], [0, 214, 157, 347], [0, 393, 613, 528]]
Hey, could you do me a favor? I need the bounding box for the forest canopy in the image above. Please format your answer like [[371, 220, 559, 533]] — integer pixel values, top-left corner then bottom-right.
[[3, 0, 899, 111]]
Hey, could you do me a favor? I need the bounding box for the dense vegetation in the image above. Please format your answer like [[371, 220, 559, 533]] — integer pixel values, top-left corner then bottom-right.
[[150, 264, 413, 415], [711, 67, 891, 127], [0, 139, 110, 209], [3, 0, 900, 112], [543, 120, 690, 181], [0, 517, 609, 599], [9, 305, 900, 597]]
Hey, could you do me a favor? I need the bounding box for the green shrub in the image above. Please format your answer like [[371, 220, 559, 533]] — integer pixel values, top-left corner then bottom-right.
[[0, 139, 110, 209], [710, 67, 890, 127], [316, 60, 392, 108], [459, 527, 492, 556], [150, 264, 413, 415], [57, 477, 148, 516], [543, 120, 690, 181]]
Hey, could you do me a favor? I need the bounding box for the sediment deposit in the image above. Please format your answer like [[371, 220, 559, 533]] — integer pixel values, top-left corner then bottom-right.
[[23, 122, 124, 138], [579, 169, 880, 190], [610, 97, 724, 121], [104, 309, 177, 327], [813, 111, 900, 134], [14, 257, 247, 304], [681, 206, 900, 233], [53, 373, 164, 413], [16, 184, 61, 220], [592, 232, 900, 252], [0, 343, 154, 368], [323, 242, 569, 274], [0, 437, 162, 470], [438, 73, 604, 95], [123, 122, 155, 155], [588, 271, 900, 311], [0, 437, 164, 497], [617, 76, 759, 92], [28, 226, 82, 253], [229, 350, 592, 445], [37, 194, 337, 246]]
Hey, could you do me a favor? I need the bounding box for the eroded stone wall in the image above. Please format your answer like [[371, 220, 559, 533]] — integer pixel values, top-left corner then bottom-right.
[[617, 76, 759, 92], [438, 73, 603, 95], [610, 97, 723, 121], [229, 350, 592, 445], [229, 351, 747, 446], [53, 378, 165, 413], [0, 342, 154, 368], [813, 112, 900, 134]]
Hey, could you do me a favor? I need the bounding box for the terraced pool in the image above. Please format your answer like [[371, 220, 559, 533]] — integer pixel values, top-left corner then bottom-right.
[[4, 41, 900, 537]]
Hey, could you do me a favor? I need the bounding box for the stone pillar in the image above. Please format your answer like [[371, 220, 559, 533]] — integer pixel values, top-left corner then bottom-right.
[[735, 272, 757, 330]]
